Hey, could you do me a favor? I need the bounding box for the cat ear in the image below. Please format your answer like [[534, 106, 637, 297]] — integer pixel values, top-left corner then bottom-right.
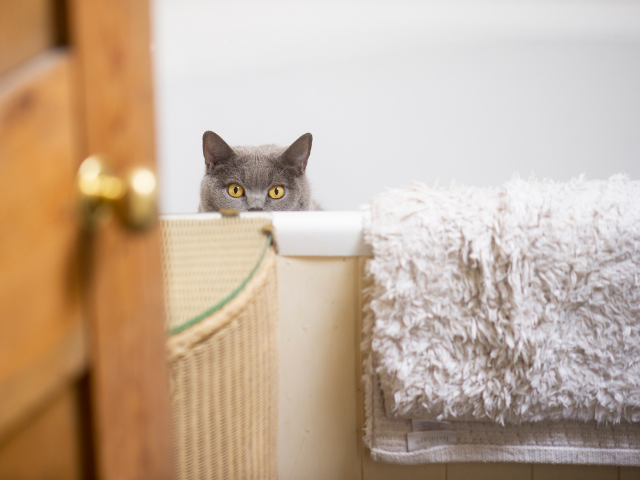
[[279, 133, 312, 174], [203, 131, 236, 169]]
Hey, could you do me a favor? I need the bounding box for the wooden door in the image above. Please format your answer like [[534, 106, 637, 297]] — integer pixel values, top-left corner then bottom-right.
[[0, 1, 173, 479]]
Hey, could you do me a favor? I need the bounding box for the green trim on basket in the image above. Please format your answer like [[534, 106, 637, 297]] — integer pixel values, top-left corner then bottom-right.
[[168, 232, 273, 336]]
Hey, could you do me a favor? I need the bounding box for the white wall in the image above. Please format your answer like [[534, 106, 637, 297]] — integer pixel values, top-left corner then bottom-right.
[[152, 0, 640, 214]]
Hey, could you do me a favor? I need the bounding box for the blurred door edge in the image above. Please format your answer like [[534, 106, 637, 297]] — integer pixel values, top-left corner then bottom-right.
[[0, 0, 173, 479]]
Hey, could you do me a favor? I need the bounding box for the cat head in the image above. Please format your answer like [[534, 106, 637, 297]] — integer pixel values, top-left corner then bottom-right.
[[199, 131, 315, 212]]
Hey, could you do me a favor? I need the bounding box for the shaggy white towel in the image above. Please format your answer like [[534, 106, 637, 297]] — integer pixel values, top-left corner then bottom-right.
[[365, 175, 640, 425]]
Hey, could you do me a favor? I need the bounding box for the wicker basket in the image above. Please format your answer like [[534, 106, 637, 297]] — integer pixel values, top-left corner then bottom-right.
[[161, 217, 278, 480]]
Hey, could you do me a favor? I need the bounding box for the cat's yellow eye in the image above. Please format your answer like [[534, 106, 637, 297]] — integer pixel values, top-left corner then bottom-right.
[[228, 183, 244, 197], [268, 185, 285, 199]]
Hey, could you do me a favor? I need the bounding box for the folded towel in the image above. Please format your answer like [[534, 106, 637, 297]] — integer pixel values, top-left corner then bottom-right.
[[364, 175, 640, 425]]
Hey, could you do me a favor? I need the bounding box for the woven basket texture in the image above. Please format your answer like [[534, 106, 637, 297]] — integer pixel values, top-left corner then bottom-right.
[[161, 217, 273, 333], [161, 217, 278, 480]]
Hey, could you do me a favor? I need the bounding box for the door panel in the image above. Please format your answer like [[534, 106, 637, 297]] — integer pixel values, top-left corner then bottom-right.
[[0, 0, 173, 478], [0, 382, 88, 480], [68, 0, 173, 478], [69, 0, 156, 168], [0, 0, 64, 76], [0, 50, 85, 441]]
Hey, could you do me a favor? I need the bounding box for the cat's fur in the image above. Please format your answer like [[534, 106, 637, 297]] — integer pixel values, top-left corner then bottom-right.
[[199, 131, 321, 212]]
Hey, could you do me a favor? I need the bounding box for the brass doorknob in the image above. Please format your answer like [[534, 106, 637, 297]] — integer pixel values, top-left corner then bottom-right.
[[77, 155, 158, 231]]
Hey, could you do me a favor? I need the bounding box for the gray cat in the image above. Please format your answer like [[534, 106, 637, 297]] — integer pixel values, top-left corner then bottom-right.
[[199, 131, 321, 212]]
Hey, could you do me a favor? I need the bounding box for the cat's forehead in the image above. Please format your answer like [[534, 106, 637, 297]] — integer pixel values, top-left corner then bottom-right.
[[217, 144, 292, 188], [232, 144, 286, 161]]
